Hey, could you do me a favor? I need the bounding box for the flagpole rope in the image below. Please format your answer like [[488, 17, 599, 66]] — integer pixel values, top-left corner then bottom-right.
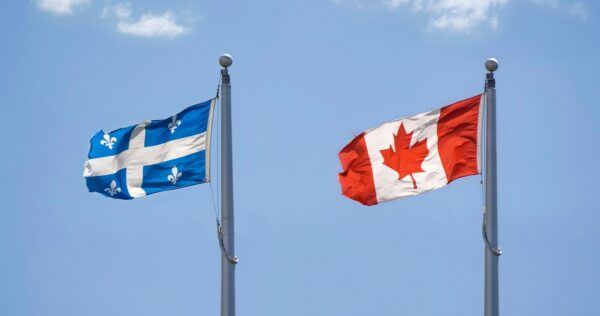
[[217, 219, 239, 264], [481, 178, 501, 256], [208, 83, 222, 222], [216, 82, 221, 219], [212, 80, 237, 264], [216, 80, 221, 219], [209, 184, 219, 223], [480, 89, 502, 256]]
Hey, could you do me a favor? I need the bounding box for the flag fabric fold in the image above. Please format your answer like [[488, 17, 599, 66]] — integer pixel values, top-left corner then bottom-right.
[[84, 99, 215, 199], [338, 94, 483, 206]]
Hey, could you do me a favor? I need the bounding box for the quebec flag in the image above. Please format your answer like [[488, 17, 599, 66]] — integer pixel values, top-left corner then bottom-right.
[[84, 99, 215, 199]]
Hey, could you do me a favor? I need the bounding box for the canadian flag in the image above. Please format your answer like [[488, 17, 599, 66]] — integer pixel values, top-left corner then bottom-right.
[[338, 94, 483, 206]]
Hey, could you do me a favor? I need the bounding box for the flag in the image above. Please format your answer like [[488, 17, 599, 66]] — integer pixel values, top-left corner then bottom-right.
[[84, 99, 215, 199], [338, 95, 483, 206]]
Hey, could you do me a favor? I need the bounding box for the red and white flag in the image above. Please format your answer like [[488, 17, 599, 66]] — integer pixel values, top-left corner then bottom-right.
[[338, 95, 483, 206]]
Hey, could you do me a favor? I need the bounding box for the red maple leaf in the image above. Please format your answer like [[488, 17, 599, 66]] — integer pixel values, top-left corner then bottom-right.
[[380, 123, 429, 189]]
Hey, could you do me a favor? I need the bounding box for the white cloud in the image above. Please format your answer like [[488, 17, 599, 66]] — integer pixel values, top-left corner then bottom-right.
[[117, 11, 185, 38], [100, 3, 187, 38], [384, 0, 508, 32], [36, 0, 89, 15], [102, 2, 132, 19], [36, 0, 190, 38]]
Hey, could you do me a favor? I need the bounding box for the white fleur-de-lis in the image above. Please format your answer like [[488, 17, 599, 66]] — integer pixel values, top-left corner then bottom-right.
[[100, 133, 117, 150], [104, 180, 121, 196], [168, 115, 181, 134], [167, 166, 182, 185]]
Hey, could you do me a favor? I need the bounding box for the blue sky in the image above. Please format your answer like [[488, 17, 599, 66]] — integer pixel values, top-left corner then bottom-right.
[[1, 0, 599, 315]]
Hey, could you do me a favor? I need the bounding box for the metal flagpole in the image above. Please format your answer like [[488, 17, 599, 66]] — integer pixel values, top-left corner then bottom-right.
[[484, 58, 501, 316], [219, 54, 237, 316]]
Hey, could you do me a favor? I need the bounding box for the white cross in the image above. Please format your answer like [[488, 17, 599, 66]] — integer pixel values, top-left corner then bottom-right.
[[84, 121, 207, 198]]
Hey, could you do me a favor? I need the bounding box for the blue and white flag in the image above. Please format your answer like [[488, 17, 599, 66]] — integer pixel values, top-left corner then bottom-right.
[[84, 99, 215, 199]]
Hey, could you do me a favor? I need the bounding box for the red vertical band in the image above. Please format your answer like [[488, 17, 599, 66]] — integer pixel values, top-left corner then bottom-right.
[[338, 132, 377, 206], [437, 94, 482, 183]]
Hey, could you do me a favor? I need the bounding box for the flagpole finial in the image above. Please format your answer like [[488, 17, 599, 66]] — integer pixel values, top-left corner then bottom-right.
[[219, 54, 233, 68], [485, 58, 499, 72]]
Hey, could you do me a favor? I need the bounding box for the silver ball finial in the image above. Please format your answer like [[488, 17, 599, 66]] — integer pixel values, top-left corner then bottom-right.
[[485, 58, 499, 72], [219, 54, 233, 68]]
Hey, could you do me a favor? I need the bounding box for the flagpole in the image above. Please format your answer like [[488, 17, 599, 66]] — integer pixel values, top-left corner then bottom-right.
[[219, 54, 236, 316], [484, 58, 500, 316]]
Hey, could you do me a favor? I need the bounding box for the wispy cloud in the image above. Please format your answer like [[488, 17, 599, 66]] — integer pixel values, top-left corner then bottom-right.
[[382, 0, 508, 32], [36, 0, 89, 15], [101, 2, 132, 19], [334, 0, 588, 33], [102, 2, 187, 38], [532, 0, 588, 20]]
